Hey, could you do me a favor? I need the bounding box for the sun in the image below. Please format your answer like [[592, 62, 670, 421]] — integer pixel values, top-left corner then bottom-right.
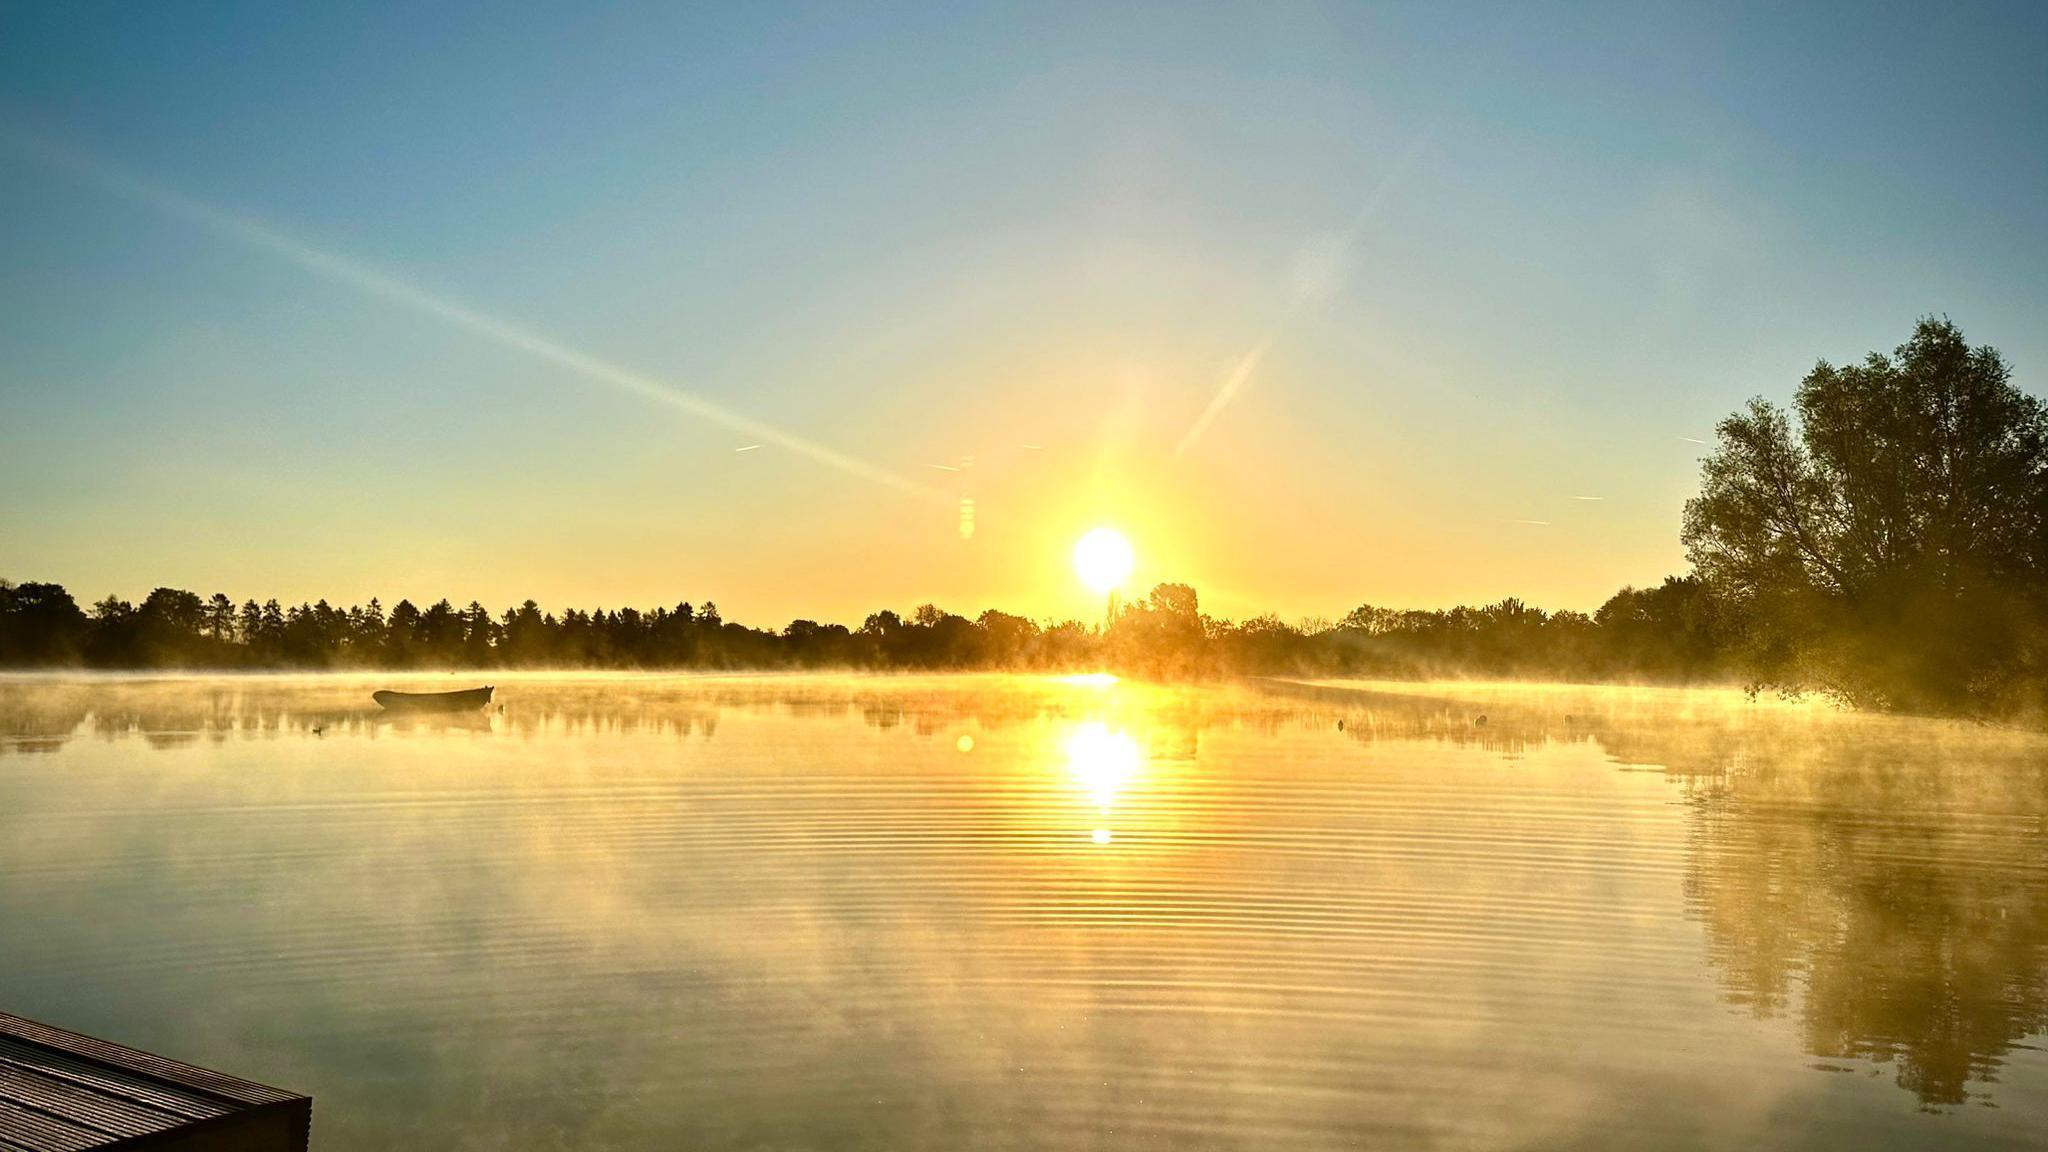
[[1073, 527, 1135, 595]]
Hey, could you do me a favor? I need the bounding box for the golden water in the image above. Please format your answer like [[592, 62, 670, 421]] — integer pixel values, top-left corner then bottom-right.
[[4, 673, 2047, 1149]]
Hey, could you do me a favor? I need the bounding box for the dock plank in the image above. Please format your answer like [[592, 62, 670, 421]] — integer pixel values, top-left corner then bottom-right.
[[0, 1015, 309, 1151]]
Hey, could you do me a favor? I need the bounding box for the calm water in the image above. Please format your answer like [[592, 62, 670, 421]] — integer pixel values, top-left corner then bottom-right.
[[4, 673, 2048, 1150]]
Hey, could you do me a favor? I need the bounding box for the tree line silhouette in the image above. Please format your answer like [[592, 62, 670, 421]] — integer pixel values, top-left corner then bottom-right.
[[0, 578, 1729, 682], [5, 318, 2044, 718]]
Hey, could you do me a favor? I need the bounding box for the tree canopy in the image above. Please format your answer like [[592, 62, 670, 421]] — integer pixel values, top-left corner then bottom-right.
[[1683, 318, 2048, 714], [9, 316, 2047, 721]]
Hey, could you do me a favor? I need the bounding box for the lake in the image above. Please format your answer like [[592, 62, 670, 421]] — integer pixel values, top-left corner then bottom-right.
[[4, 673, 2047, 1150]]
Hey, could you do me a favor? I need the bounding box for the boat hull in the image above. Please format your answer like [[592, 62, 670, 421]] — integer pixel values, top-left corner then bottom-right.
[[372, 686, 494, 712]]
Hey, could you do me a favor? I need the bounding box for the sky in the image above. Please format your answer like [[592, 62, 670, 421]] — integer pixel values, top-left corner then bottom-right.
[[3, 1, 2045, 627]]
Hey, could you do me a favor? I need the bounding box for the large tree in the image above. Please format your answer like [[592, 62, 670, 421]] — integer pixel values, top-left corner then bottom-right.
[[1683, 318, 2048, 713]]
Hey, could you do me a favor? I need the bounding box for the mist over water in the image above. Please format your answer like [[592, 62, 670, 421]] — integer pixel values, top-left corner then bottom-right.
[[4, 674, 2047, 1149]]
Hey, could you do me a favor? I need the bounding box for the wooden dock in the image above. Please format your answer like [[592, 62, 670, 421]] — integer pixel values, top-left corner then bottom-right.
[[0, 1012, 310, 1151]]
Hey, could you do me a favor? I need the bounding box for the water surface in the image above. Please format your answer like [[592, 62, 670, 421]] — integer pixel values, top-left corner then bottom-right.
[[4, 673, 2047, 1149]]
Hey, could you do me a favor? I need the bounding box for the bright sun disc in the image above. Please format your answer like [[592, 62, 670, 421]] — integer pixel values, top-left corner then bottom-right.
[[1073, 528, 1135, 594]]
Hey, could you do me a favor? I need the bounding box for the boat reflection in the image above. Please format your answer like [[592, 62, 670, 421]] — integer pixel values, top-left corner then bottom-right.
[[4, 674, 2048, 1115]]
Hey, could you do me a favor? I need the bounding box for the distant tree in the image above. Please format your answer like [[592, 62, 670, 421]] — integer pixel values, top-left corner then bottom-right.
[[1109, 584, 1211, 674], [501, 599, 550, 665], [1337, 604, 1399, 636], [924, 610, 983, 667], [84, 595, 140, 666], [858, 609, 905, 666], [1595, 576, 1726, 681], [385, 600, 422, 666], [976, 610, 1041, 666], [784, 619, 855, 667], [0, 581, 90, 665], [1683, 318, 2048, 713], [279, 603, 318, 666], [1217, 613, 1301, 673], [415, 600, 465, 664], [347, 599, 387, 662], [204, 593, 238, 644], [1040, 619, 1094, 667], [462, 601, 497, 666], [257, 600, 287, 658], [236, 601, 263, 659], [135, 588, 209, 665]]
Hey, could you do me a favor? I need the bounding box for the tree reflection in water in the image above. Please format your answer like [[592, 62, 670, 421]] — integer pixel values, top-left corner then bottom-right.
[[9, 674, 2048, 1112], [1280, 678, 2048, 1110], [1675, 748, 2048, 1109]]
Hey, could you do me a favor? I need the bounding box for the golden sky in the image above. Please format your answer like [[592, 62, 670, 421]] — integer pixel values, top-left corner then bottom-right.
[[4, 6, 2041, 625]]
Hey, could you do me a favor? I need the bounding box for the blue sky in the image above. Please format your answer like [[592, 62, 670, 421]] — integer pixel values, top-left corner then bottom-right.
[[3, 2, 2044, 623]]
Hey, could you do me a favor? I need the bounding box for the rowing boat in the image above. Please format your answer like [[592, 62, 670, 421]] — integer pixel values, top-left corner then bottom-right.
[[371, 686, 494, 711]]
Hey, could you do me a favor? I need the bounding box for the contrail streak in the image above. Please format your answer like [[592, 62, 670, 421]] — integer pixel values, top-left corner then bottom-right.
[[1, 121, 944, 501], [1174, 140, 1426, 458]]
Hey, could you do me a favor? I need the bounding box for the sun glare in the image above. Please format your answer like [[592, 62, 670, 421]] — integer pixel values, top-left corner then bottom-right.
[[1073, 527, 1135, 595], [1063, 722, 1140, 811]]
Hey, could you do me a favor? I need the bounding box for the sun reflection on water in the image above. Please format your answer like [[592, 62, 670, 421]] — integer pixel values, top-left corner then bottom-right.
[[1061, 720, 1141, 845]]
